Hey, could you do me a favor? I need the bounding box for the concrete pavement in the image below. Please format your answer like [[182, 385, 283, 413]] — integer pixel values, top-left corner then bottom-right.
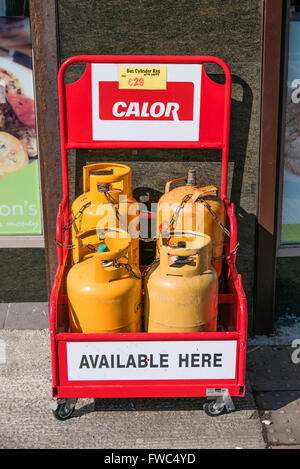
[[0, 328, 265, 449], [1, 303, 300, 449], [0, 302, 48, 329]]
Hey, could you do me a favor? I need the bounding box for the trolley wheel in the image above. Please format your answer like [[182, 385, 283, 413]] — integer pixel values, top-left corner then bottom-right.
[[52, 402, 75, 421], [203, 400, 226, 417]]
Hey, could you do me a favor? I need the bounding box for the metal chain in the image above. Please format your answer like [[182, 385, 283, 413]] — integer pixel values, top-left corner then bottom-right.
[[158, 193, 239, 260], [159, 194, 193, 237], [112, 258, 161, 280], [212, 242, 240, 261], [103, 194, 155, 242], [196, 197, 231, 238], [140, 259, 160, 278], [194, 196, 239, 260], [159, 194, 232, 240], [111, 259, 142, 279], [55, 241, 98, 251], [57, 192, 239, 259], [103, 191, 120, 221], [158, 193, 231, 240], [64, 202, 91, 231], [56, 240, 74, 250]]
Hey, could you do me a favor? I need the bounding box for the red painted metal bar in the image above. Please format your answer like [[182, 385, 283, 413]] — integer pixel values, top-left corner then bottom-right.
[[56, 330, 240, 342], [235, 275, 247, 390], [57, 65, 70, 251], [56, 204, 63, 266], [59, 54, 233, 70], [57, 55, 232, 204], [227, 202, 238, 265], [65, 142, 224, 150], [55, 384, 243, 400], [221, 65, 232, 201], [49, 266, 60, 390]]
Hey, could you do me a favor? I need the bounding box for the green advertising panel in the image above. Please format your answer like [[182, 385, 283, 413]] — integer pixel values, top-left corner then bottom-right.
[[0, 16, 42, 236], [0, 160, 42, 234]]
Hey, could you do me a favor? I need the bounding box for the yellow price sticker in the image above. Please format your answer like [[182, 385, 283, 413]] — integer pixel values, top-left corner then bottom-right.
[[119, 66, 167, 90]]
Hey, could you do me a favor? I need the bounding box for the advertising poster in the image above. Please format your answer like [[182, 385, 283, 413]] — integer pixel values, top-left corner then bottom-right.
[[0, 16, 42, 235], [281, 15, 300, 244]]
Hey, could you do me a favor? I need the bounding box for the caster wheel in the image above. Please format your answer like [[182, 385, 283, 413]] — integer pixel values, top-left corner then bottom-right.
[[203, 400, 226, 417], [52, 402, 75, 421]]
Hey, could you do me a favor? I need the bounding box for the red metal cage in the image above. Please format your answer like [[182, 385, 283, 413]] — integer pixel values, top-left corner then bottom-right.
[[49, 56, 247, 414]]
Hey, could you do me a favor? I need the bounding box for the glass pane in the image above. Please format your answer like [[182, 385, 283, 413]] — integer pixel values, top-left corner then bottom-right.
[[281, 1, 300, 244], [0, 1, 29, 16], [275, 257, 300, 318]]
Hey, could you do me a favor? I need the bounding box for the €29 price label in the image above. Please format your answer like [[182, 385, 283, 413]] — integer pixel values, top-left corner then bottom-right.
[[119, 66, 167, 90]]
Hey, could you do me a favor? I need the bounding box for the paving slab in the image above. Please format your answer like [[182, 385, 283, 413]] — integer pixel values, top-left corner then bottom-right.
[[271, 445, 300, 449], [256, 391, 300, 411], [0, 329, 266, 449], [247, 344, 300, 449], [4, 302, 49, 329], [257, 392, 300, 447], [0, 304, 8, 328], [247, 346, 300, 391]]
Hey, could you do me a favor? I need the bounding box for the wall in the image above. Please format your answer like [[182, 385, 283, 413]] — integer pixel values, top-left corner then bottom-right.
[[57, 0, 262, 331], [0, 249, 48, 302]]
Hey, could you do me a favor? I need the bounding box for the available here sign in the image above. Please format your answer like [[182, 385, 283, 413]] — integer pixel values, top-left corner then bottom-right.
[[66, 341, 237, 381]]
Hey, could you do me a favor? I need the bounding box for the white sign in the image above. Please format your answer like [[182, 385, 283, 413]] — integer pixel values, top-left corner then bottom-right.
[[91, 63, 202, 142], [66, 340, 237, 381]]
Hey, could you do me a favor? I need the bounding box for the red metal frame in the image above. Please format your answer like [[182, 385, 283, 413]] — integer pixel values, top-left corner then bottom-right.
[[50, 55, 247, 401]]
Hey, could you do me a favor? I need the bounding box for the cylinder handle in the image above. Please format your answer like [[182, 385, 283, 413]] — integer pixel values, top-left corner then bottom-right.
[[75, 227, 131, 262], [164, 177, 187, 193]]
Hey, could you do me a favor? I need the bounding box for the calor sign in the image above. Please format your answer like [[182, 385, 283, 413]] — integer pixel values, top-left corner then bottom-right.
[[112, 101, 181, 120], [92, 63, 202, 141]]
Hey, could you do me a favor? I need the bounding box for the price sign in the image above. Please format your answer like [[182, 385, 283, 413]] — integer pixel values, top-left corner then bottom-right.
[[119, 66, 167, 90]]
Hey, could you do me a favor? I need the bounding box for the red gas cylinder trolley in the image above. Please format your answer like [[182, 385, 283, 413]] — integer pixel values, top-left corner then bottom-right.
[[49, 55, 247, 420]]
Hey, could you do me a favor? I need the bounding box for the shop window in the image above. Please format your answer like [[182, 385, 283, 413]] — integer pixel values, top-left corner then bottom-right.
[[0, 0, 43, 245], [276, 1, 300, 319], [280, 0, 300, 245]]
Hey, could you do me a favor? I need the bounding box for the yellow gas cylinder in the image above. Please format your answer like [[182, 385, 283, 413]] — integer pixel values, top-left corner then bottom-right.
[[67, 227, 142, 333], [145, 231, 218, 333], [71, 163, 139, 267], [156, 170, 226, 276]]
